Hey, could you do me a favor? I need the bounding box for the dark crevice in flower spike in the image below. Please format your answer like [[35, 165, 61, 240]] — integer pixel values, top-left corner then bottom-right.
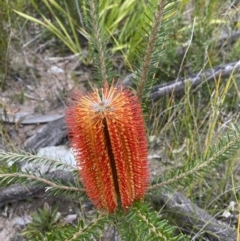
[[102, 117, 121, 206], [66, 81, 149, 213]]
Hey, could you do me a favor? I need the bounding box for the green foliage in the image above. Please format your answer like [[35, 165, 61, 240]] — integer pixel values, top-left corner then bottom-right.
[[82, 0, 116, 83], [14, 0, 87, 60], [0, 13, 8, 89], [99, 0, 146, 54], [132, 0, 178, 113], [22, 203, 61, 240], [31, 213, 109, 241], [118, 201, 188, 241], [0, 150, 84, 200], [9, 0, 146, 68], [0, 0, 17, 89], [0, 149, 77, 173], [149, 126, 240, 190]]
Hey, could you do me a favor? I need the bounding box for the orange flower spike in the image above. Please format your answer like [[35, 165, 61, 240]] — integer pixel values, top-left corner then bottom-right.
[[66, 83, 149, 212]]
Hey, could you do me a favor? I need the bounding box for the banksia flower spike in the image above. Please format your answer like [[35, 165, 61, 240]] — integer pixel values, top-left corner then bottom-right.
[[66, 82, 149, 213]]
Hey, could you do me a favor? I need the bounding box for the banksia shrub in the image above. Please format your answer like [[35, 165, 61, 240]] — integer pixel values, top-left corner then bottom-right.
[[66, 82, 149, 212]]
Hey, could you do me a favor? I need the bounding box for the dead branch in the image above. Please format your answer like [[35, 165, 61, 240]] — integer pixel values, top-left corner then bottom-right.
[[23, 117, 66, 151], [150, 191, 236, 241], [150, 60, 240, 101], [0, 111, 64, 124]]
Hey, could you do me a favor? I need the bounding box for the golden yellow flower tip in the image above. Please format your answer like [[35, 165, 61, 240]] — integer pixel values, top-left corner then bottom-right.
[[66, 82, 149, 212]]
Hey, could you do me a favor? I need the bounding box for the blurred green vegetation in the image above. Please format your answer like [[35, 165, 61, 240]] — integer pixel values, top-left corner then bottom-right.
[[0, 1, 237, 59], [1, 0, 239, 82]]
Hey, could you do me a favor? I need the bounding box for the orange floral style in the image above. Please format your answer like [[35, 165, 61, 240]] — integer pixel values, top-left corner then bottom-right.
[[66, 82, 149, 212]]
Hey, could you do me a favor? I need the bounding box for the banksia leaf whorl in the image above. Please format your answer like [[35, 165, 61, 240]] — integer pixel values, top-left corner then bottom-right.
[[66, 83, 149, 212]]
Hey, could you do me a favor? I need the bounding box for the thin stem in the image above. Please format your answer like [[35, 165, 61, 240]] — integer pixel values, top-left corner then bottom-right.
[[134, 207, 168, 240], [148, 134, 240, 190], [137, 0, 165, 99], [88, 0, 107, 81], [65, 215, 107, 241], [0, 173, 83, 192]]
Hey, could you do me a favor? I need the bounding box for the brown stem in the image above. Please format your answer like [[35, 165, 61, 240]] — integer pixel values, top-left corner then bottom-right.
[[137, 0, 166, 99]]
